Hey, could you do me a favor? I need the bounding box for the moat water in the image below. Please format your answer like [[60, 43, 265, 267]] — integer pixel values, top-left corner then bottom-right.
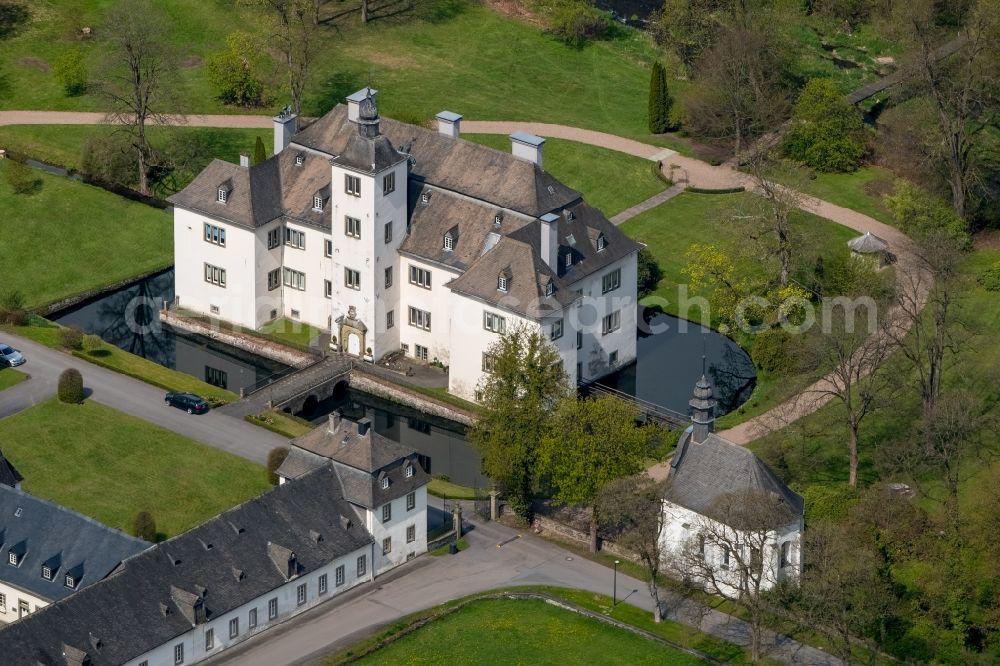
[[53, 274, 755, 488]]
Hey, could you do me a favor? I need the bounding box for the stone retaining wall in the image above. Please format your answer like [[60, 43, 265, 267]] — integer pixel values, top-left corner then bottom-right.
[[531, 514, 637, 564], [348, 373, 475, 427], [160, 310, 315, 366]]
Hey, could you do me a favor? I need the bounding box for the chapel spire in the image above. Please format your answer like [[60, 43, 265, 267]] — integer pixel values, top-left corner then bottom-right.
[[688, 364, 717, 444]]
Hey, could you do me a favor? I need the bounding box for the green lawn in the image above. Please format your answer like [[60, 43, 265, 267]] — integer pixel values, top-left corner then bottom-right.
[[3, 318, 236, 404], [0, 398, 269, 537], [427, 476, 480, 500], [0, 367, 27, 391], [466, 134, 666, 218], [0, 161, 172, 309], [352, 598, 707, 665], [796, 166, 896, 225], [258, 317, 325, 350], [620, 191, 859, 426]]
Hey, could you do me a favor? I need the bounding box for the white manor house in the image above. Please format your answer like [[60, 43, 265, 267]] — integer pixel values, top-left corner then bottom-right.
[[170, 89, 640, 399]]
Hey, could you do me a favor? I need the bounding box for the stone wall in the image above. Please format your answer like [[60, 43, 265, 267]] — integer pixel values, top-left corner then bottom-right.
[[530, 514, 638, 564], [347, 372, 476, 427], [160, 310, 315, 366]]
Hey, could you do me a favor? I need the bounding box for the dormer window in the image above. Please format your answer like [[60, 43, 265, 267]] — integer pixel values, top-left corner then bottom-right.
[[42, 565, 52, 580], [498, 274, 508, 292], [65, 574, 75, 589], [544, 282, 554, 297], [8, 552, 17, 566], [494, 214, 503, 226], [421, 191, 430, 205], [313, 195, 324, 212], [564, 252, 572, 269], [443, 233, 454, 251], [295, 153, 304, 166], [405, 465, 414, 478], [597, 234, 607, 252], [217, 187, 228, 204], [380, 477, 390, 490]]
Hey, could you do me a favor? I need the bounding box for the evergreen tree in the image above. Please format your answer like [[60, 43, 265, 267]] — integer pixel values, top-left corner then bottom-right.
[[647, 62, 674, 133], [253, 136, 267, 165]]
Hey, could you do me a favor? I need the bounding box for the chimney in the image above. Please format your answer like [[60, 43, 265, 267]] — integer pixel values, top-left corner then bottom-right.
[[347, 87, 378, 123], [357, 417, 371, 437], [328, 411, 342, 434], [273, 105, 297, 155], [510, 131, 545, 168], [539, 213, 559, 270], [435, 111, 462, 139], [239, 152, 250, 168]]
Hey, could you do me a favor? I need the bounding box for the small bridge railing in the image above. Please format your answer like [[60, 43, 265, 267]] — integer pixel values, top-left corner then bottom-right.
[[581, 381, 690, 429]]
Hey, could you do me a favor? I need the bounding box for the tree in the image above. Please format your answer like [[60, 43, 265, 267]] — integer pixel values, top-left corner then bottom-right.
[[99, 0, 177, 196], [885, 181, 970, 417], [207, 32, 266, 108], [133, 510, 157, 542], [647, 61, 674, 133], [57, 368, 85, 404], [53, 48, 88, 97], [267, 446, 290, 485], [892, 0, 1000, 222], [783, 78, 867, 172], [743, 157, 806, 287], [469, 324, 570, 520], [805, 301, 896, 487], [648, 0, 732, 71], [540, 395, 657, 552], [242, 0, 317, 115], [598, 475, 670, 622], [253, 136, 267, 165], [683, 11, 791, 157], [637, 248, 664, 299], [672, 488, 796, 661], [793, 521, 897, 665]]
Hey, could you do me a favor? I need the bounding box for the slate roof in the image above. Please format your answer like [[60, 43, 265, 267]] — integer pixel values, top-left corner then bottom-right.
[[281, 413, 429, 509], [0, 449, 23, 488], [0, 465, 373, 666], [292, 105, 581, 218], [848, 231, 889, 254], [666, 430, 804, 527], [0, 485, 149, 604]]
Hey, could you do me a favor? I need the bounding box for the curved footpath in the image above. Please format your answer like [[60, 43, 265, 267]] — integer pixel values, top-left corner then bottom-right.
[[0, 112, 929, 448]]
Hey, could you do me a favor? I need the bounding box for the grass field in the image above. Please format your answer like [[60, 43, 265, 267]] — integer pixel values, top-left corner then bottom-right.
[[466, 134, 666, 217], [795, 166, 896, 225], [0, 367, 27, 391], [258, 317, 326, 349], [352, 598, 707, 665], [0, 398, 269, 538], [3, 318, 236, 404], [0, 161, 172, 309]]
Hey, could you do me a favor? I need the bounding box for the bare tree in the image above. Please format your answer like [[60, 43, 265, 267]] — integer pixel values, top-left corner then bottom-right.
[[672, 489, 797, 661], [597, 475, 670, 622], [742, 156, 806, 287], [100, 0, 176, 196], [793, 521, 897, 665], [893, 0, 1000, 221], [244, 0, 318, 115], [807, 301, 897, 487]]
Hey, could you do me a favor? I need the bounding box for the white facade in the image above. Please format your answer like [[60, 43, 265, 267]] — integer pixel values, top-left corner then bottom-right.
[[0, 583, 46, 624], [122, 542, 375, 666], [659, 500, 803, 595], [366, 485, 428, 574]]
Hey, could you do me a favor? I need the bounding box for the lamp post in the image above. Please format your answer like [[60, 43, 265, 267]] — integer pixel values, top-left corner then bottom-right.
[[613, 560, 620, 606]]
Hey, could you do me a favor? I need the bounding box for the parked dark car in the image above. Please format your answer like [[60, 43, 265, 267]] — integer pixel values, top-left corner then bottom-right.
[[165, 392, 209, 414]]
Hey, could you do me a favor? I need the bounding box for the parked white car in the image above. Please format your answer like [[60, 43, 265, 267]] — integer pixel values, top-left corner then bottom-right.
[[0, 343, 26, 367]]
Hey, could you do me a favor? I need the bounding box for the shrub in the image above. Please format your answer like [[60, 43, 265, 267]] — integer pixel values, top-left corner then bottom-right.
[[751, 328, 794, 375], [133, 510, 157, 542], [57, 368, 85, 404], [253, 136, 267, 165], [53, 49, 88, 96], [57, 326, 84, 350], [207, 32, 265, 107], [800, 483, 859, 522], [81, 133, 136, 188], [978, 262, 1000, 291], [637, 248, 664, 298], [267, 446, 289, 485], [2, 159, 41, 195], [783, 78, 867, 173], [82, 334, 104, 353], [647, 61, 675, 133], [0, 289, 26, 325], [545, 0, 611, 48]]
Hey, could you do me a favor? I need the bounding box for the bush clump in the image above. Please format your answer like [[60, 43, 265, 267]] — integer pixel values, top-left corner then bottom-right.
[[57, 368, 85, 404], [53, 48, 88, 96], [544, 0, 612, 48], [2, 159, 41, 195], [751, 328, 794, 375], [978, 262, 1000, 291], [784, 78, 867, 173], [57, 326, 84, 350], [0, 290, 27, 325], [267, 446, 290, 486], [133, 510, 157, 542], [82, 334, 104, 353]]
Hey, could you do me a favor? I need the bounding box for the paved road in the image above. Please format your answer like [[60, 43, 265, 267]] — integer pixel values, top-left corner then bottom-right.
[[216, 513, 838, 666], [0, 332, 288, 464]]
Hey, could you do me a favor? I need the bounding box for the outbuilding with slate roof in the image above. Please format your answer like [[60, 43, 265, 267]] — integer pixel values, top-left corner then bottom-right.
[[659, 376, 804, 593], [169, 87, 641, 400]]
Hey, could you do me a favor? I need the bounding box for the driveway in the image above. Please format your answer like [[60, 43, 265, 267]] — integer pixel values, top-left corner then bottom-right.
[[0, 332, 287, 464], [215, 514, 838, 666]]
